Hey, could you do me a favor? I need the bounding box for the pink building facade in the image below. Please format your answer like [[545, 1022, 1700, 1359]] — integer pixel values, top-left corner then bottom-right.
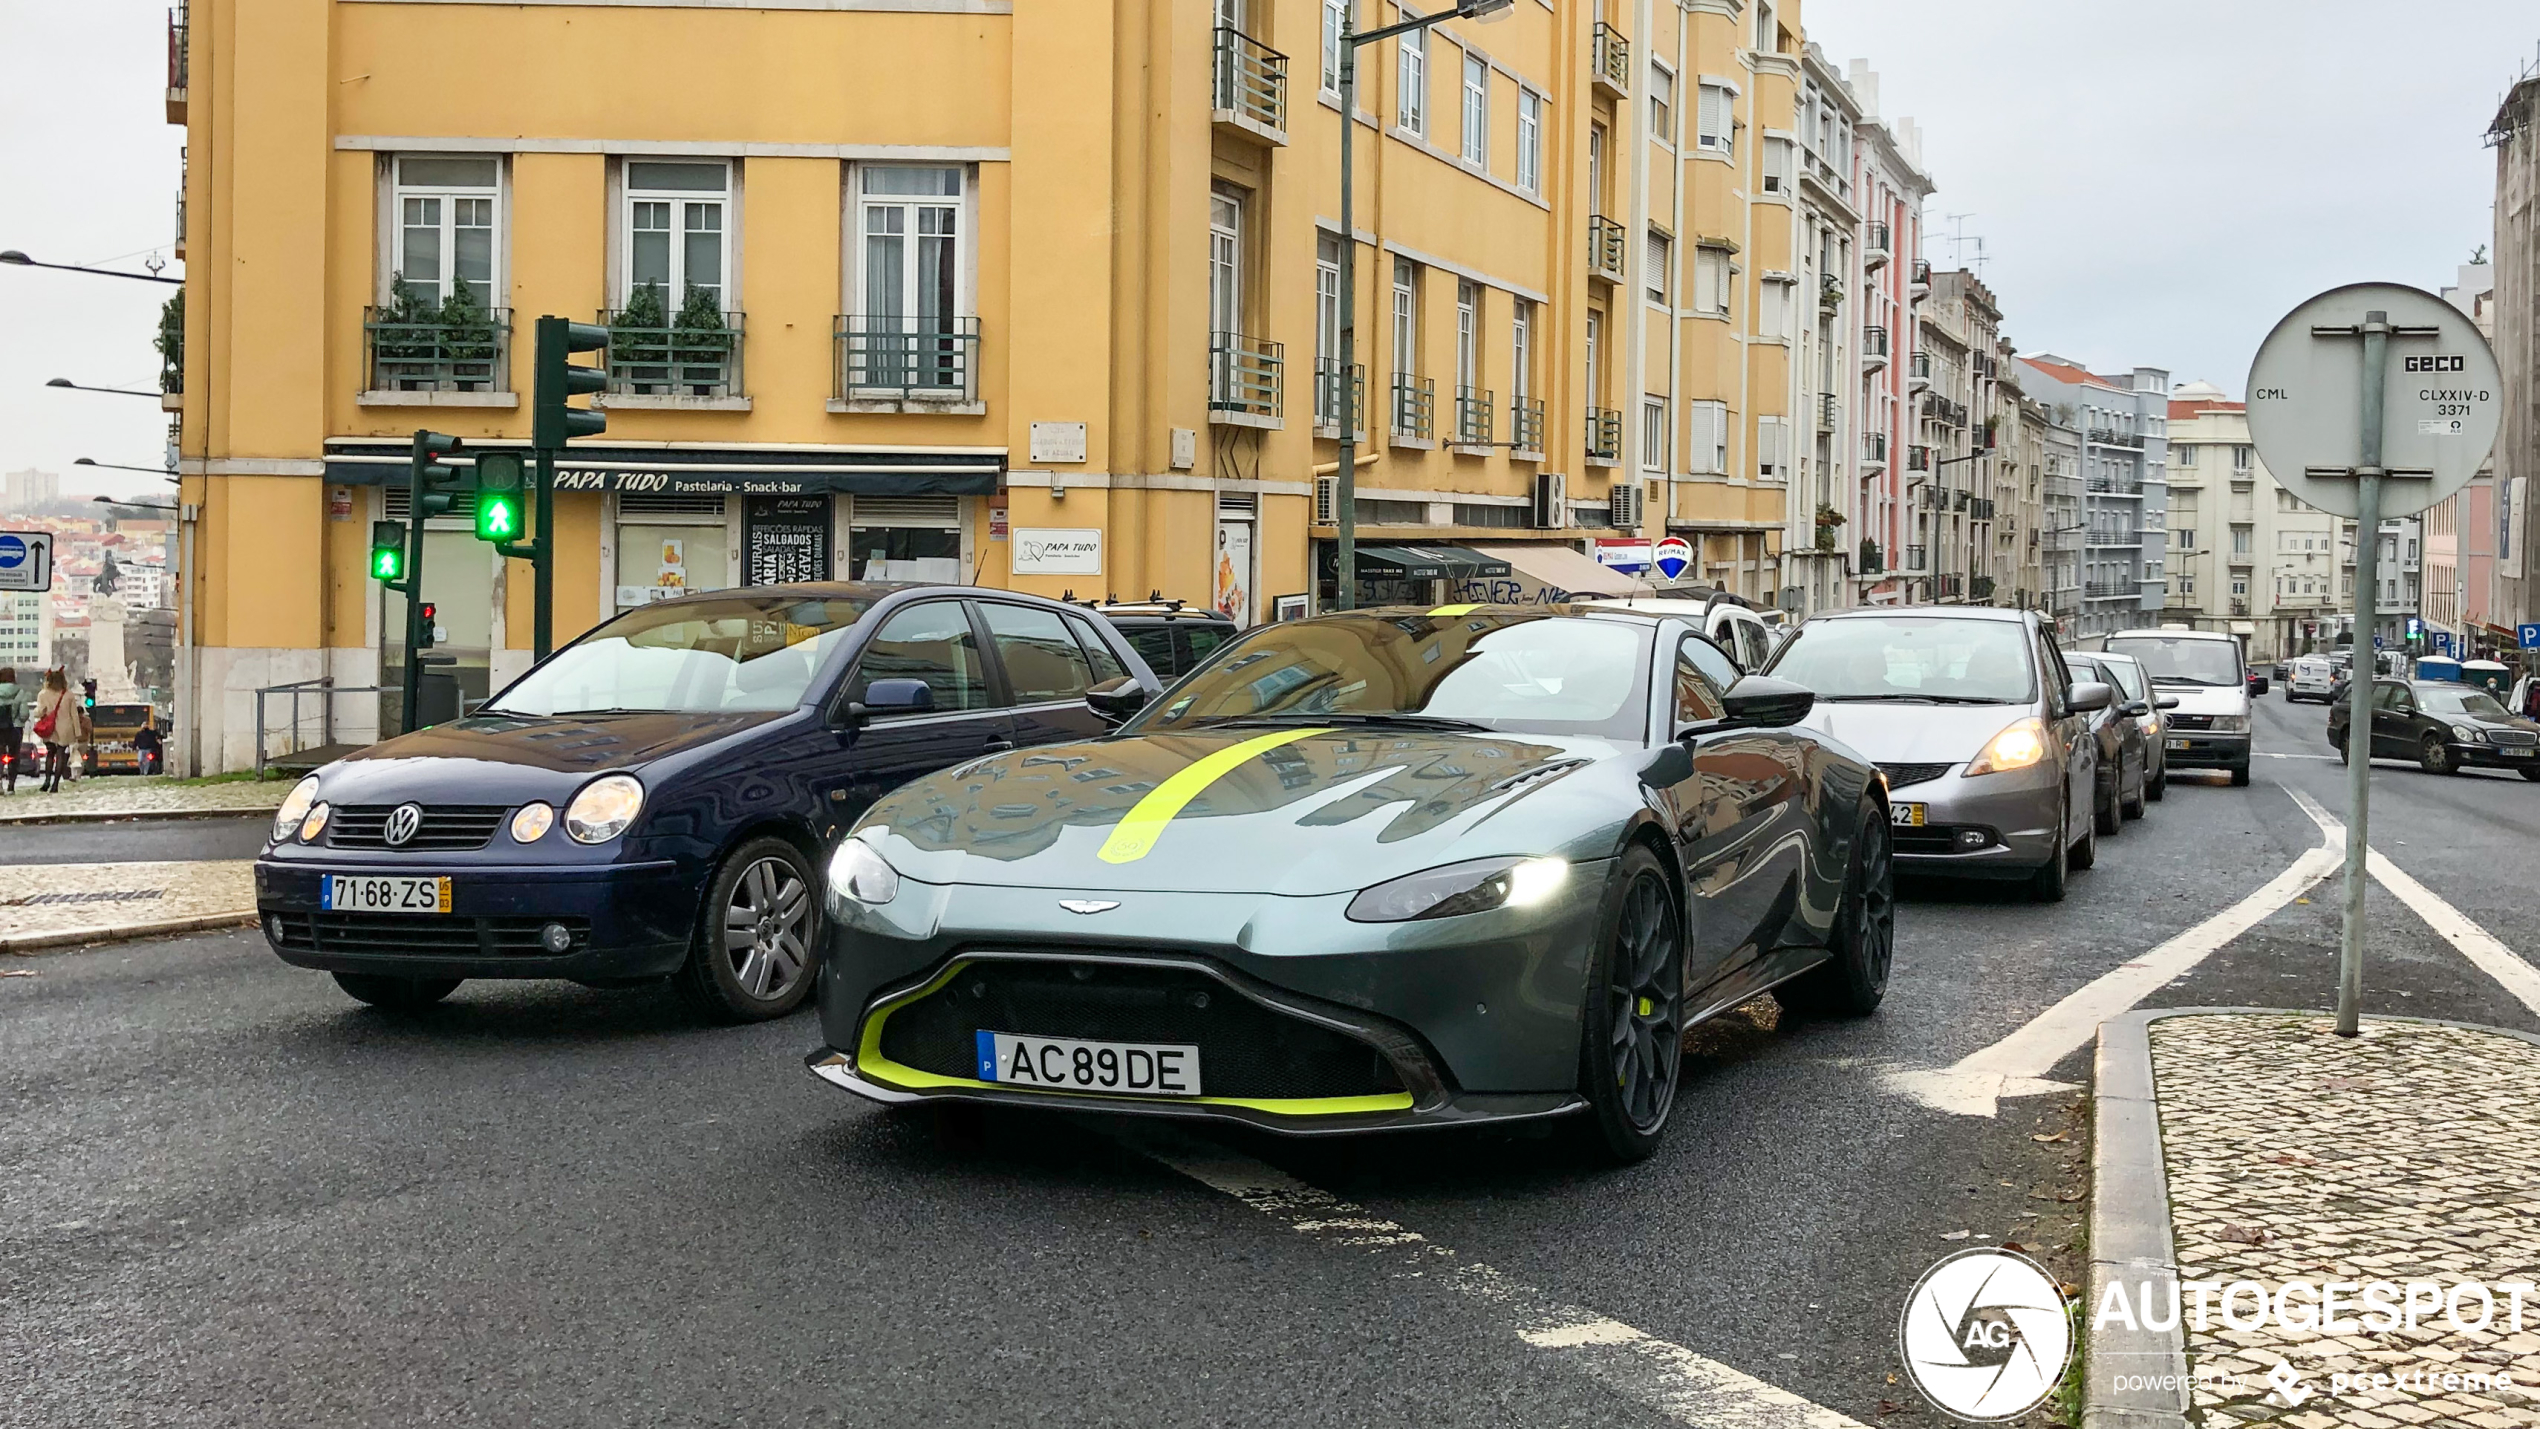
[[1846, 63, 1932, 605]]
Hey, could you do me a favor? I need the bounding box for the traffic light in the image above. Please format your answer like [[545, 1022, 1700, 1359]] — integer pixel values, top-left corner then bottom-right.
[[370, 520, 406, 582], [474, 450, 525, 543], [80, 678, 95, 711], [533, 316, 609, 448], [412, 430, 466, 518], [416, 601, 438, 651]]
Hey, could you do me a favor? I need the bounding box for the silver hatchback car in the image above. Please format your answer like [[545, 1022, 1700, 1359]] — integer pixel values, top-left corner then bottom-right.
[[1763, 606, 2113, 901]]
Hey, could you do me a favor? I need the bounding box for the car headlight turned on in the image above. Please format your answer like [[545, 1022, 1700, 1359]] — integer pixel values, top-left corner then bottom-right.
[[299, 802, 331, 843], [2210, 714, 2251, 733], [510, 801, 555, 843], [1963, 717, 2048, 777], [563, 774, 645, 844], [1346, 855, 1568, 923], [272, 775, 321, 844], [829, 835, 901, 905]]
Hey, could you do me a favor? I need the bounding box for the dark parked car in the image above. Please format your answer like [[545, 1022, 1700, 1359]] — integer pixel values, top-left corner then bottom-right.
[[809, 605, 1891, 1163], [2067, 653, 2151, 829], [2329, 679, 2540, 778], [1087, 599, 1239, 680], [255, 584, 1162, 1019]]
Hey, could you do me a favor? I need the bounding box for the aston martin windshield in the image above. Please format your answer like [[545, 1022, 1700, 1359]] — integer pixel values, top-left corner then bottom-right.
[[486, 595, 876, 716], [1131, 612, 1652, 739], [1767, 617, 2036, 703]]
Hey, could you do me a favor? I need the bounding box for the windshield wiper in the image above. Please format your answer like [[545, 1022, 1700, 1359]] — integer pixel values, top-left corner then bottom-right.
[[538, 707, 666, 717]]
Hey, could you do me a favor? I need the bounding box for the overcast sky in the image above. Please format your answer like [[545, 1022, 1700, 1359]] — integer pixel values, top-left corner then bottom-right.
[[1, 2, 2534, 500]]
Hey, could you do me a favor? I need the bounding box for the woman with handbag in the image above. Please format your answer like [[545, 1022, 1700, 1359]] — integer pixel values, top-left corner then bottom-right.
[[31, 669, 83, 795]]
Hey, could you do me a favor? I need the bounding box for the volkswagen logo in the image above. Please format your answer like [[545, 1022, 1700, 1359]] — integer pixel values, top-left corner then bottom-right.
[[383, 803, 425, 847]]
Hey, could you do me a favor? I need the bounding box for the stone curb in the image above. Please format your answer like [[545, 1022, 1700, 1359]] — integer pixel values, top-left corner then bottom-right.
[[2083, 1006, 2540, 1429], [0, 804, 282, 826], [0, 909, 256, 954]]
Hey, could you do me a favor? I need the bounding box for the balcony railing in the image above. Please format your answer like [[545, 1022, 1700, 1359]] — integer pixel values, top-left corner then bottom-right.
[[1454, 386, 1495, 446], [2088, 426, 2144, 449], [1313, 358, 1365, 436], [1212, 27, 1288, 141], [1921, 393, 1967, 427], [1209, 332, 1284, 422], [1907, 444, 1931, 471], [1904, 544, 1928, 572], [2084, 580, 2134, 598], [1585, 405, 1622, 462], [604, 309, 744, 397], [1911, 258, 1932, 288], [166, 6, 188, 124], [2084, 474, 2142, 495], [363, 304, 511, 393], [1588, 215, 1628, 282], [1391, 373, 1435, 441], [1908, 350, 1932, 389], [1511, 396, 1545, 455], [1817, 391, 1840, 435], [836, 315, 979, 399], [1972, 575, 1996, 602], [1592, 22, 1630, 92], [1862, 325, 1890, 359], [1857, 538, 1883, 573], [1862, 431, 1888, 466], [1864, 221, 1891, 264]]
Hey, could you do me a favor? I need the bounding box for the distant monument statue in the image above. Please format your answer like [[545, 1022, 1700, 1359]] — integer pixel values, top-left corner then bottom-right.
[[93, 553, 121, 597], [87, 596, 139, 704]]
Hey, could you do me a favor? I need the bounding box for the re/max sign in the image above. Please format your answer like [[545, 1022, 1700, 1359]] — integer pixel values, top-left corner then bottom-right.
[[2404, 354, 2467, 372]]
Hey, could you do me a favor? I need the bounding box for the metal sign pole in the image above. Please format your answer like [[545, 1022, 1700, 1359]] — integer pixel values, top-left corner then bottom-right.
[[2335, 310, 2391, 1037]]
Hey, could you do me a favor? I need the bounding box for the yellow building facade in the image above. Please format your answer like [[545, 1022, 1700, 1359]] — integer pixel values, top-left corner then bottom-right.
[[172, 0, 1816, 771]]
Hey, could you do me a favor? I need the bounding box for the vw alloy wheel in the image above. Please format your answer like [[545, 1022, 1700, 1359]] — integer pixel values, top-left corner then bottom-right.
[[726, 855, 813, 1000]]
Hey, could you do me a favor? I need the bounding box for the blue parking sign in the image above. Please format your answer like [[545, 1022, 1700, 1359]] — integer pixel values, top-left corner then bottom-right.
[[2522, 623, 2540, 650]]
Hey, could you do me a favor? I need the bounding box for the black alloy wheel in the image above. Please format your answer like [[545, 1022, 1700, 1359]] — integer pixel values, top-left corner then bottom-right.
[[1777, 800, 1893, 1018], [1577, 846, 1683, 1163], [331, 972, 462, 1010], [678, 836, 821, 1022]]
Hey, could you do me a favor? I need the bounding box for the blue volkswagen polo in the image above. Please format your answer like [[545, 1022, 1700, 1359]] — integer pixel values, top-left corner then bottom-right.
[[254, 583, 1159, 1020]]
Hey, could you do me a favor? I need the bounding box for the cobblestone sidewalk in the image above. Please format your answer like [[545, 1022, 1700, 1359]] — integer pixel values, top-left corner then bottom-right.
[[2149, 1013, 2540, 1427], [0, 859, 255, 951], [0, 778, 288, 824]]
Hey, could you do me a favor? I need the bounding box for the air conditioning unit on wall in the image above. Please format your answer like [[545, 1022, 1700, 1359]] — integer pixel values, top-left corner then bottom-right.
[[1532, 472, 1568, 529], [1314, 475, 1337, 526], [1609, 480, 1642, 531]]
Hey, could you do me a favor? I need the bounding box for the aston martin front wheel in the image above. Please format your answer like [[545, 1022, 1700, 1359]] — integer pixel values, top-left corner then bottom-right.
[[1776, 801, 1893, 1019], [1575, 846, 1684, 1164]]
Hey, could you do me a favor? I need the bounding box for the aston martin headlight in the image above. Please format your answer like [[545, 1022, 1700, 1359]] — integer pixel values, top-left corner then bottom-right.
[[2210, 714, 2251, 733], [1345, 856, 1569, 923], [510, 801, 555, 843], [1963, 717, 2048, 777], [272, 775, 321, 844], [563, 774, 645, 843], [829, 835, 901, 905]]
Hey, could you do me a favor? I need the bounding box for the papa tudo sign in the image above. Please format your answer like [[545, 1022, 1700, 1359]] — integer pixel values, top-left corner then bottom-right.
[[2245, 282, 2502, 520]]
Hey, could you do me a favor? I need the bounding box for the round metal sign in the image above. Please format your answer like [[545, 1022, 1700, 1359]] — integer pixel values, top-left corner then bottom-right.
[[2244, 281, 2502, 519], [1652, 536, 1692, 582]]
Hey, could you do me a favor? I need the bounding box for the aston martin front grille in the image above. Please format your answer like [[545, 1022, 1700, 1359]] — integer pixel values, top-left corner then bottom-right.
[[877, 960, 1404, 1101]]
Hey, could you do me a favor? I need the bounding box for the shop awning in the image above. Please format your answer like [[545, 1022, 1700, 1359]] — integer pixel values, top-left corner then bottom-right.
[[1472, 543, 1641, 599], [321, 440, 1002, 496], [1318, 543, 1513, 580]]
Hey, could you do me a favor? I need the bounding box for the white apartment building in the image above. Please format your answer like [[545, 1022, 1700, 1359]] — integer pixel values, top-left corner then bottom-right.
[[1782, 45, 1862, 616], [0, 589, 53, 676], [2165, 382, 2338, 662], [2017, 355, 2170, 639], [1845, 61, 1930, 607]]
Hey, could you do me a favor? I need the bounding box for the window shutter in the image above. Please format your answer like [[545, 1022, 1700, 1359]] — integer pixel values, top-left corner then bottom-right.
[[1685, 403, 1714, 474], [1758, 417, 1785, 477]]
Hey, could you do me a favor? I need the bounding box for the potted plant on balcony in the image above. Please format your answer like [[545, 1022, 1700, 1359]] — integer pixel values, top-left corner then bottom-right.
[[1858, 537, 1882, 573], [668, 281, 734, 393], [1813, 503, 1846, 552], [609, 281, 672, 380], [156, 289, 183, 395], [436, 277, 500, 385]]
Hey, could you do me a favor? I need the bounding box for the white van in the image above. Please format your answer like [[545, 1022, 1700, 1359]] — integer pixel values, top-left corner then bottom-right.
[[2287, 655, 2336, 703], [2103, 628, 2252, 786]]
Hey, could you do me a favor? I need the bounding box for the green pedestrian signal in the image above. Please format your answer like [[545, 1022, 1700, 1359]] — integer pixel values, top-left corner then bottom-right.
[[474, 449, 526, 543], [370, 519, 406, 582]]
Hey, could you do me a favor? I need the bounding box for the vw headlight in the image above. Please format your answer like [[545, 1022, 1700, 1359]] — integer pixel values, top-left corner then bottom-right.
[[272, 775, 321, 843], [829, 835, 901, 905], [2210, 714, 2251, 733], [2452, 723, 2487, 743], [510, 802, 555, 843], [1964, 717, 2048, 777], [1346, 856, 1569, 923], [299, 802, 331, 843], [563, 775, 645, 843]]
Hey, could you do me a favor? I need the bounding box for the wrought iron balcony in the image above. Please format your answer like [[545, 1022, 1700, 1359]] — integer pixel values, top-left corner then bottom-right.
[[363, 304, 511, 393], [1588, 215, 1628, 283], [1454, 386, 1495, 446], [1864, 221, 1891, 267], [1592, 22, 1630, 93], [2088, 426, 2144, 449], [1585, 405, 1622, 462], [1907, 444, 1931, 471], [604, 308, 744, 397], [1908, 349, 1932, 391], [1313, 359, 1365, 437], [1911, 258, 1932, 290], [166, 6, 187, 124], [1209, 332, 1284, 423], [1213, 27, 1289, 144], [1511, 396, 1546, 455], [1391, 373, 1435, 442], [1862, 324, 1890, 359], [1858, 538, 1883, 573], [836, 315, 979, 400], [1818, 391, 1840, 435], [1862, 431, 1888, 466], [1904, 544, 1928, 572]]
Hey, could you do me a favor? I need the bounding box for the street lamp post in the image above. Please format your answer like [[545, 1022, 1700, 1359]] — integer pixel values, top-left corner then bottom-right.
[[1331, 0, 1511, 611], [73, 458, 178, 481], [0, 250, 183, 285], [47, 378, 165, 400]]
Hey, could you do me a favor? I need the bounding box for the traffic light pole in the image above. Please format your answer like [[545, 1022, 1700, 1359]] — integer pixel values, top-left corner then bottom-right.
[[494, 450, 555, 660], [401, 430, 433, 736]]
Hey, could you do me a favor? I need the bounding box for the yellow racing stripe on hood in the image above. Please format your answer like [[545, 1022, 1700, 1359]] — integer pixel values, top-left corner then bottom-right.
[[1428, 603, 1482, 616], [1097, 726, 1332, 863]]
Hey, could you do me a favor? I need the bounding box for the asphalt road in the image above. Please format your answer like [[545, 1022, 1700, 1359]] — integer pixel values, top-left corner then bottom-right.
[[5, 702, 2534, 1427], [0, 814, 270, 865]]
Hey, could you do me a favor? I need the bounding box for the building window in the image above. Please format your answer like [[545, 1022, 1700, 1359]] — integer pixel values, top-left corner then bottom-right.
[[1461, 52, 1489, 166], [2175, 527, 2195, 550], [1455, 280, 1480, 394], [2231, 525, 2251, 555], [2233, 445, 2253, 471], [1392, 257, 1418, 376], [1645, 230, 1671, 305], [1587, 124, 1606, 216], [1516, 90, 1543, 194], [1688, 400, 1727, 474], [1642, 398, 1668, 472], [1315, 232, 1343, 424], [1584, 310, 1602, 404], [1754, 0, 1776, 51], [2232, 576, 2248, 597], [858, 165, 964, 349], [1321, 0, 1346, 94], [2174, 441, 2196, 467], [1397, 25, 1427, 136], [625, 159, 730, 310], [1510, 299, 1532, 402], [1649, 62, 1675, 143], [1760, 137, 1791, 196], [1208, 191, 1245, 339], [1697, 84, 1735, 156], [1756, 277, 1789, 340], [392, 154, 500, 307], [1757, 415, 1786, 478], [1694, 246, 1731, 316]]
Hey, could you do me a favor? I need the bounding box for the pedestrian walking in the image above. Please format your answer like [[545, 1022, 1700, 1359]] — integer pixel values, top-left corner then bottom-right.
[[133, 722, 163, 777], [0, 667, 24, 795], [30, 670, 86, 795]]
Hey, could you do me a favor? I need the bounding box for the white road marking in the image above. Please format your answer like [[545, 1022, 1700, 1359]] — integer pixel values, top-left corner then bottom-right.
[[2279, 786, 2540, 1018], [1123, 1125, 1871, 1429], [2254, 751, 2338, 760], [1883, 787, 2345, 1117]]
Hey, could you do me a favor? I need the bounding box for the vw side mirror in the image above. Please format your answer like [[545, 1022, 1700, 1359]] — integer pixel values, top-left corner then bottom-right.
[[1720, 674, 1816, 730], [2066, 681, 2115, 715], [843, 677, 934, 725], [1086, 676, 1151, 727]]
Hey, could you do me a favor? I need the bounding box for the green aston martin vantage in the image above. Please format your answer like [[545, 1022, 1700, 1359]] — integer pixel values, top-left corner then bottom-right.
[[805, 604, 1893, 1161]]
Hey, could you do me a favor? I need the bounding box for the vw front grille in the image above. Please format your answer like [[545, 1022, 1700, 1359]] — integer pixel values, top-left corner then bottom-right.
[[328, 804, 509, 851]]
